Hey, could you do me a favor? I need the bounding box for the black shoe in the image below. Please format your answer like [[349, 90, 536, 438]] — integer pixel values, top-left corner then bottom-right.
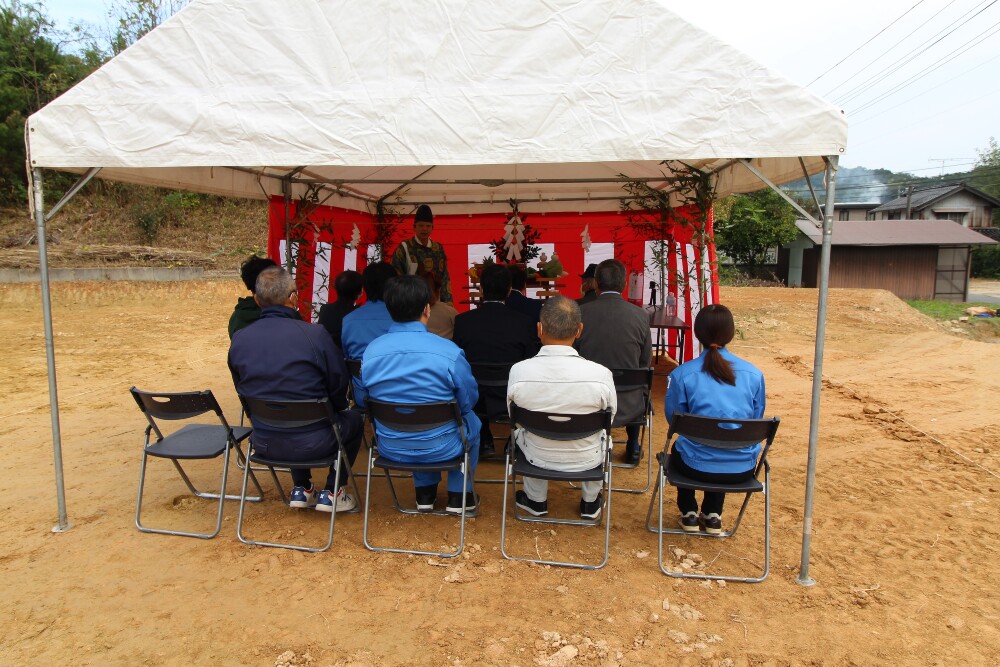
[[580, 494, 603, 520], [415, 485, 437, 512], [701, 512, 723, 535], [624, 442, 642, 465], [445, 491, 480, 515], [515, 490, 548, 516], [679, 511, 700, 533]]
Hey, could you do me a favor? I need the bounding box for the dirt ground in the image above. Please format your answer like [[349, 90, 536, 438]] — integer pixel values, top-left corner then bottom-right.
[[2, 281, 999, 666]]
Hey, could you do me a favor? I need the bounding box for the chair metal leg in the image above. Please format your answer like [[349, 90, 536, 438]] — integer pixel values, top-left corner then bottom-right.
[[135, 448, 229, 540], [363, 447, 466, 558], [236, 451, 341, 553], [500, 450, 612, 570], [579, 417, 652, 494], [653, 467, 770, 583]]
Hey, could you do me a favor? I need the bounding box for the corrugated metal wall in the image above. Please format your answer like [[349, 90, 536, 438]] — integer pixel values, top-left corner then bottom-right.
[[802, 246, 938, 299]]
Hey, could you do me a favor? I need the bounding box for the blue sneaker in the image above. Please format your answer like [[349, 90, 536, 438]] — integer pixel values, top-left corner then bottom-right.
[[289, 485, 318, 509], [316, 487, 357, 513]]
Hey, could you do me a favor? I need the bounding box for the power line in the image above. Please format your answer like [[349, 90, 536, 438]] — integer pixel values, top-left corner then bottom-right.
[[833, 0, 997, 105], [823, 0, 961, 99], [850, 52, 1000, 125], [807, 0, 926, 87], [848, 18, 1000, 114]]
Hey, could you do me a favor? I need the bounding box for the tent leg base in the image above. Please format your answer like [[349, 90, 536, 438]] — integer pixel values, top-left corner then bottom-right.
[[796, 575, 816, 587], [51, 522, 74, 533]]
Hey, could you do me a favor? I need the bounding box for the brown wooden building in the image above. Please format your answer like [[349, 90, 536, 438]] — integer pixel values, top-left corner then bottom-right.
[[778, 219, 996, 301]]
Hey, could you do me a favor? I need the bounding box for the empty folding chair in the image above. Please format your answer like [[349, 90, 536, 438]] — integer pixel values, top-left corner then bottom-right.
[[500, 404, 614, 570], [645, 412, 780, 583], [362, 399, 473, 558], [236, 396, 361, 553], [131, 387, 263, 540]]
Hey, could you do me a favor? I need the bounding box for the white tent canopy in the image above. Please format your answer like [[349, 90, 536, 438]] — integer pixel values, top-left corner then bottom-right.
[[25, 0, 845, 583], [27, 0, 845, 212]]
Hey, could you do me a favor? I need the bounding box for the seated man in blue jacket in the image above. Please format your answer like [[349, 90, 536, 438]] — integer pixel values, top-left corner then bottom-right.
[[229, 267, 363, 513], [355, 275, 481, 514]]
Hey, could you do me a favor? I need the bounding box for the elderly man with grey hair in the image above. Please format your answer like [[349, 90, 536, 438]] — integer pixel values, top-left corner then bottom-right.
[[229, 267, 363, 513], [507, 296, 617, 520]]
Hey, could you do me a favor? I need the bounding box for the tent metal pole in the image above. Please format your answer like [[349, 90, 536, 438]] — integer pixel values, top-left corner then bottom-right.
[[737, 159, 820, 226], [32, 168, 72, 533], [797, 155, 839, 586]]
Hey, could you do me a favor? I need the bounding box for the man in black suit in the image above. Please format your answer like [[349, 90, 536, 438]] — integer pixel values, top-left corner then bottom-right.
[[576, 259, 652, 464], [577, 263, 598, 305], [317, 269, 363, 350], [505, 264, 543, 323], [454, 263, 540, 455]]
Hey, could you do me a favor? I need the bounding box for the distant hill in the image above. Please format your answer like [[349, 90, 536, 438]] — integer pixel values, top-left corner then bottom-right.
[[782, 164, 995, 206]]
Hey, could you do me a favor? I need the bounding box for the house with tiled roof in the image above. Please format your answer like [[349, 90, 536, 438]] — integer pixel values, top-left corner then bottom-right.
[[870, 183, 998, 228]]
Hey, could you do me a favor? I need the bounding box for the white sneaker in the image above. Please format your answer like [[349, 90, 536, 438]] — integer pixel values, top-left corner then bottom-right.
[[289, 485, 318, 509], [316, 487, 357, 513]]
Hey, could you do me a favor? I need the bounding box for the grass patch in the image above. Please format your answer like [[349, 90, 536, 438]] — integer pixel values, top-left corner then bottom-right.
[[906, 299, 997, 320], [907, 299, 1000, 342]]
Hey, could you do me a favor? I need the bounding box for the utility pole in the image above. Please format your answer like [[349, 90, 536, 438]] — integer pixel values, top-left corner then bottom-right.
[[928, 158, 972, 177], [905, 186, 913, 219]]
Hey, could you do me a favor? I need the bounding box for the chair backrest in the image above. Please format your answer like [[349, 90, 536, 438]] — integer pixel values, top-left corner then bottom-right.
[[130, 387, 230, 441], [131, 387, 222, 420], [609, 367, 653, 393], [366, 399, 462, 433], [509, 403, 613, 442], [667, 412, 780, 473], [469, 361, 514, 389], [239, 395, 337, 430]]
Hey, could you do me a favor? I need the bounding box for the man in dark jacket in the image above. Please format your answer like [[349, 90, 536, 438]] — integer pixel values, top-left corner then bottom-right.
[[453, 263, 539, 455], [576, 259, 652, 464], [576, 263, 598, 305], [317, 269, 363, 350], [229, 267, 363, 513], [505, 264, 543, 323], [228, 254, 277, 338]]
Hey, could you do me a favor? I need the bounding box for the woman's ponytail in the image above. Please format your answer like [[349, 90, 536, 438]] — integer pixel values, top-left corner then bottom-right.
[[694, 305, 736, 386]]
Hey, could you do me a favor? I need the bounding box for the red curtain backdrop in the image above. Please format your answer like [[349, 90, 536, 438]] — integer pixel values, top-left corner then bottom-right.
[[267, 196, 717, 361]]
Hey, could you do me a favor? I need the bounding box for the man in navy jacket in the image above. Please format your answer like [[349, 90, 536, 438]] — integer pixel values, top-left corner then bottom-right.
[[229, 267, 363, 513]]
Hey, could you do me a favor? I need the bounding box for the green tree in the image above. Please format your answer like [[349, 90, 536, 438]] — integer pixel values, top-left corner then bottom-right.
[[106, 0, 186, 56], [970, 136, 1000, 204], [0, 0, 92, 205], [715, 188, 799, 269]]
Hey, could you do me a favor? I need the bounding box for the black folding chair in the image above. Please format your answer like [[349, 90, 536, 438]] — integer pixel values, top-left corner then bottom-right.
[[362, 399, 473, 558], [345, 358, 362, 407], [645, 412, 780, 583], [131, 387, 263, 540], [609, 368, 655, 493], [500, 403, 614, 570], [470, 361, 515, 482], [236, 396, 361, 553]]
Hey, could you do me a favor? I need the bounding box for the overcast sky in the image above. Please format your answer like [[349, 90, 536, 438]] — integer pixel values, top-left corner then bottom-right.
[[41, 0, 1000, 177]]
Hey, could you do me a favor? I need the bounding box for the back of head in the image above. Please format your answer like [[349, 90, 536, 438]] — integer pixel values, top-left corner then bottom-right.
[[480, 263, 512, 301], [509, 264, 528, 291], [384, 274, 431, 322], [595, 259, 626, 293], [539, 295, 581, 342], [254, 267, 295, 307], [363, 262, 399, 301], [334, 269, 363, 302], [240, 255, 278, 293], [419, 270, 442, 305], [693, 304, 736, 385]]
